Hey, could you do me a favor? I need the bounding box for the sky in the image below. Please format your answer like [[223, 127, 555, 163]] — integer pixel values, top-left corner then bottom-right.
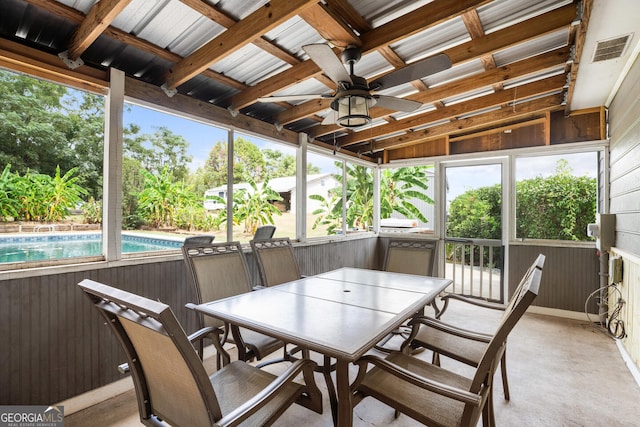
[[124, 103, 338, 173]]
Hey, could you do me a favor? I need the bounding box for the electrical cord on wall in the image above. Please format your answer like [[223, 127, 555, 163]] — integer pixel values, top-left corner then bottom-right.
[[585, 284, 626, 339]]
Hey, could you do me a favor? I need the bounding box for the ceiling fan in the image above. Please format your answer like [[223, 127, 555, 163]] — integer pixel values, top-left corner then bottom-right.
[[258, 44, 452, 128]]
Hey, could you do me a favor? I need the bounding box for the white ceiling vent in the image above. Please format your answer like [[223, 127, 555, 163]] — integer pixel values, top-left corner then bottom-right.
[[592, 34, 633, 62]]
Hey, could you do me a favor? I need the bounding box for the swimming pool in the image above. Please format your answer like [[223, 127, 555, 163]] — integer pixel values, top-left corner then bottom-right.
[[0, 233, 183, 263]]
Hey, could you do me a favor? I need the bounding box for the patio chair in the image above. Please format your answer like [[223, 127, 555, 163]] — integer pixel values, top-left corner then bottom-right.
[[352, 263, 542, 427], [253, 225, 276, 241], [183, 235, 215, 245], [250, 237, 301, 287], [411, 254, 545, 402], [78, 279, 323, 427], [182, 240, 285, 367], [375, 239, 438, 352], [250, 237, 335, 372]]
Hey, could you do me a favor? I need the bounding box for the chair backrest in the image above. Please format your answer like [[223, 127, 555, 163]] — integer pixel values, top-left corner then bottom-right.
[[183, 235, 215, 245], [253, 225, 276, 241], [468, 257, 544, 405], [503, 253, 545, 319], [182, 241, 252, 329], [383, 239, 438, 276], [78, 279, 222, 427], [250, 237, 301, 286]]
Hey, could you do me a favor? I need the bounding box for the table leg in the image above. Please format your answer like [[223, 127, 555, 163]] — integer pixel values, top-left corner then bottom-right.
[[335, 359, 352, 427], [322, 355, 338, 425]]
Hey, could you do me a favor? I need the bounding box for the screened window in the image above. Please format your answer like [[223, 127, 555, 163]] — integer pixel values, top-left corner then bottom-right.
[[0, 70, 105, 265], [123, 104, 226, 246], [515, 152, 598, 241], [307, 151, 343, 237], [233, 133, 297, 242], [343, 161, 374, 234], [380, 164, 436, 234]]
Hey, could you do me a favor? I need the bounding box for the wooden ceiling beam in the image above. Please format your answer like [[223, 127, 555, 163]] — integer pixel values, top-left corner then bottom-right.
[[164, 0, 317, 90], [373, 93, 564, 151], [323, 0, 370, 35], [66, 0, 132, 60], [230, 0, 491, 115], [386, 46, 570, 111], [565, 0, 592, 114], [335, 73, 566, 146], [445, 3, 577, 65], [179, 0, 301, 67], [23, 0, 247, 90], [0, 38, 109, 93], [297, 4, 577, 135], [360, 0, 492, 53], [299, 3, 360, 47], [276, 99, 332, 125]]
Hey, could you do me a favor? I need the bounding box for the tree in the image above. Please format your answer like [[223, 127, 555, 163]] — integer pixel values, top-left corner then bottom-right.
[[64, 90, 105, 199], [0, 165, 20, 221], [137, 166, 185, 228], [447, 184, 501, 240], [262, 148, 321, 178], [228, 176, 283, 235], [124, 126, 192, 181], [446, 161, 596, 242], [516, 163, 596, 241], [0, 70, 73, 176]]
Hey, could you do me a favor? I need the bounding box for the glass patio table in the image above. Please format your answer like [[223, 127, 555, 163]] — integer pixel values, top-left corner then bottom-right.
[[190, 267, 452, 427]]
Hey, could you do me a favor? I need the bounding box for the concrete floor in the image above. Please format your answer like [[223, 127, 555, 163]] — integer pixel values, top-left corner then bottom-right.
[[64, 300, 640, 426]]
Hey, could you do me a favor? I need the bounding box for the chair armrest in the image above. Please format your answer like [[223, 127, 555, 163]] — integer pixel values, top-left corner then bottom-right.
[[214, 359, 320, 426], [437, 293, 506, 319], [354, 354, 483, 406], [408, 316, 492, 343], [187, 326, 221, 344]]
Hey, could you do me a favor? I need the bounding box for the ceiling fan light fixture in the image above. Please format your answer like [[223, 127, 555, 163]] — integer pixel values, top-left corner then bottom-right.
[[333, 93, 375, 128]]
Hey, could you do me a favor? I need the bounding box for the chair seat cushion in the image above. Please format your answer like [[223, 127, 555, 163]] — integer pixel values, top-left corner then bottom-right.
[[358, 352, 474, 426], [210, 361, 304, 426]]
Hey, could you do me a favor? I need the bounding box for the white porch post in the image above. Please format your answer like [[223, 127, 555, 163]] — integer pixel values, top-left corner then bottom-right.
[[102, 68, 124, 261]]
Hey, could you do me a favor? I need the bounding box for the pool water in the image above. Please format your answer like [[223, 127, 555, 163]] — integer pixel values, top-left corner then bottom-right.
[[0, 233, 183, 263]]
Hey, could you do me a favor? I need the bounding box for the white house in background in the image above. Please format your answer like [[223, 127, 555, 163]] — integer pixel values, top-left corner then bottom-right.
[[203, 173, 339, 212]]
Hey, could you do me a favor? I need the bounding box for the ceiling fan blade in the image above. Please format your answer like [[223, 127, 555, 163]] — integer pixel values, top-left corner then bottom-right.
[[303, 44, 352, 85], [369, 53, 452, 90], [322, 110, 337, 125], [374, 95, 423, 112], [257, 94, 328, 102]]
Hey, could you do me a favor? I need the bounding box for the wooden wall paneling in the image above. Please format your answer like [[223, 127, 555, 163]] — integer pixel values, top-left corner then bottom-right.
[[550, 109, 604, 144], [385, 137, 448, 161], [449, 122, 547, 154]]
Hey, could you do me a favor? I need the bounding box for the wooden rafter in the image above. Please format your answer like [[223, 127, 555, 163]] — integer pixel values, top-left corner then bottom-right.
[[178, 0, 300, 66], [285, 3, 578, 136], [22, 0, 246, 90], [375, 94, 564, 152], [565, 0, 592, 114], [287, 45, 569, 128], [228, 0, 492, 114], [335, 73, 566, 147], [66, 0, 131, 60], [299, 3, 359, 47], [164, 0, 317, 90]]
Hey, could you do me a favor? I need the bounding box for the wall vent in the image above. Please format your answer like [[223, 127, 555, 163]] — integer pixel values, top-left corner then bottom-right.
[[592, 34, 633, 62]]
